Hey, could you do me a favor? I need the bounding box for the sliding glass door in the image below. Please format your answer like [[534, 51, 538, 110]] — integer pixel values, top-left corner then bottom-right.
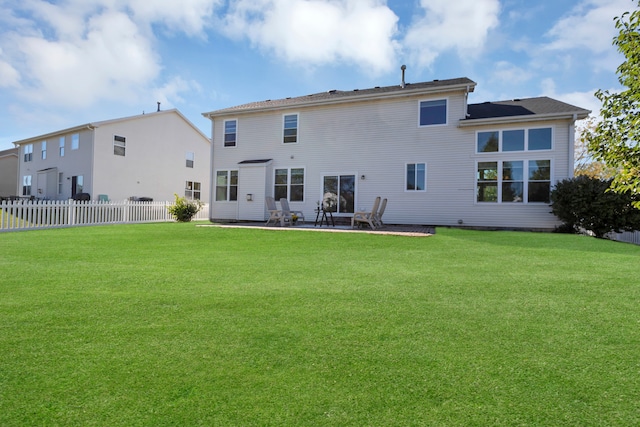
[[322, 175, 355, 214]]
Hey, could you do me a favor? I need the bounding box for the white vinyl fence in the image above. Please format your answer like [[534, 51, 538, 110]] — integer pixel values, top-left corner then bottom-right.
[[607, 230, 640, 245], [0, 199, 209, 232]]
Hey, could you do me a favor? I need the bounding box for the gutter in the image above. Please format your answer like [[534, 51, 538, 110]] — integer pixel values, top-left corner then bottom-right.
[[458, 111, 590, 127], [13, 124, 96, 146]]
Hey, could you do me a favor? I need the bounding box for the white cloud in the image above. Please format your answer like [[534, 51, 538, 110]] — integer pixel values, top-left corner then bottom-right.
[[542, 0, 629, 72], [490, 61, 533, 86], [0, 0, 219, 109], [14, 10, 159, 107], [153, 76, 203, 107], [540, 78, 600, 117], [220, 0, 399, 75], [403, 0, 500, 68]]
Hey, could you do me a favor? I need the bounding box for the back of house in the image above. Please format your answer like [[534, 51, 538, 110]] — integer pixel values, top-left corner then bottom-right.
[[203, 77, 590, 229]]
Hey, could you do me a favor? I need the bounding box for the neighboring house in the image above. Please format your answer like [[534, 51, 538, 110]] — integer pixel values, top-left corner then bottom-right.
[[13, 109, 210, 202], [202, 77, 590, 229], [0, 147, 18, 197]]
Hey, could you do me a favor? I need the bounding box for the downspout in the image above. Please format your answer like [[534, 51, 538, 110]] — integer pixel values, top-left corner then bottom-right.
[[568, 113, 577, 177], [87, 125, 95, 199], [207, 115, 215, 222]]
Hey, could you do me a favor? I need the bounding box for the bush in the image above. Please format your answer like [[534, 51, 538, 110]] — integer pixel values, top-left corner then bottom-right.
[[550, 176, 640, 238], [167, 194, 203, 222]]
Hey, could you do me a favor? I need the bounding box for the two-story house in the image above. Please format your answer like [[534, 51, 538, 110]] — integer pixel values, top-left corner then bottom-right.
[[202, 78, 590, 229], [0, 147, 19, 198], [13, 109, 210, 202]]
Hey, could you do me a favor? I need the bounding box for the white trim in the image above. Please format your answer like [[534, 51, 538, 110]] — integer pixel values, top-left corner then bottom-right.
[[459, 111, 588, 127], [320, 172, 357, 215], [418, 98, 448, 127], [282, 113, 299, 145], [273, 166, 305, 202], [404, 162, 427, 192], [223, 118, 238, 148], [214, 169, 239, 202], [475, 126, 554, 154], [474, 159, 553, 204]]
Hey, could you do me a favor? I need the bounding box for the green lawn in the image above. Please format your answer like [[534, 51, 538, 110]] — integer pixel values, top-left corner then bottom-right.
[[1, 224, 639, 426]]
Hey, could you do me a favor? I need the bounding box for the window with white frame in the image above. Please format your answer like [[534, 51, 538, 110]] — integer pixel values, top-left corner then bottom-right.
[[185, 181, 201, 200], [406, 163, 426, 191], [22, 175, 32, 196], [419, 99, 447, 126], [41, 141, 47, 160], [274, 168, 304, 201], [215, 170, 238, 201], [23, 144, 33, 162], [114, 135, 126, 156], [476, 160, 551, 203], [477, 127, 552, 153], [58, 172, 63, 194], [224, 119, 237, 147], [186, 152, 194, 168], [59, 137, 65, 157], [283, 114, 298, 143], [71, 133, 79, 150]]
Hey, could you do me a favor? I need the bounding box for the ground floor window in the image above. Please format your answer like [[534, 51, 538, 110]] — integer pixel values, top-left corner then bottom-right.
[[215, 170, 238, 201], [476, 160, 550, 203], [72, 175, 83, 197], [22, 175, 32, 196], [406, 163, 426, 191], [274, 168, 304, 201], [185, 181, 201, 200], [323, 174, 355, 214]]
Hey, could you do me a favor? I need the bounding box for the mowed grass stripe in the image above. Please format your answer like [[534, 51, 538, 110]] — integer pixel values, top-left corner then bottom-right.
[[1, 224, 639, 426]]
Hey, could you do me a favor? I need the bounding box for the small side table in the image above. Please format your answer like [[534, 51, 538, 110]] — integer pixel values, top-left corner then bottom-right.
[[314, 206, 335, 227]]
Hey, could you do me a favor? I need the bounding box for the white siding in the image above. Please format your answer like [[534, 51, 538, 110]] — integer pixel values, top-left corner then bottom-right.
[[92, 112, 210, 202], [210, 91, 576, 229]]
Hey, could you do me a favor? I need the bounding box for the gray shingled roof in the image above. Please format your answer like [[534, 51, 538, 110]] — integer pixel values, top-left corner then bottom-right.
[[466, 96, 590, 120], [204, 77, 476, 116]]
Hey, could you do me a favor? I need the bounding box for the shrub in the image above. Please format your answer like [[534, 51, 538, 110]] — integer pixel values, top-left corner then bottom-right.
[[550, 176, 640, 238], [167, 194, 203, 222]]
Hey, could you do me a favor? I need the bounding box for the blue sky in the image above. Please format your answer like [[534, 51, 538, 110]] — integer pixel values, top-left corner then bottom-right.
[[0, 0, 633, 151]]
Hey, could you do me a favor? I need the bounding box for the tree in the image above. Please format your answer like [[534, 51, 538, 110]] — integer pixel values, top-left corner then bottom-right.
[[585, 4, 640, 208], [550, 176, 640, 238], [575, 117, 617, 179]]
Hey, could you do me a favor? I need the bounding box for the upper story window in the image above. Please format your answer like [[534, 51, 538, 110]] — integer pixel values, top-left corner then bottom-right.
[[224, 119, 237, 147], [419, 99, 447, 126], [283, 114, 298, 144], [477, 127, 552, 153], [186, 152, 194, 168], [406, 163, 426, 191], [59, 137, 65, 157], [114, 135, 126, 156], [41, 141, 47, 160], [23, 144, 33, 162], [71, 133, 79, 150]]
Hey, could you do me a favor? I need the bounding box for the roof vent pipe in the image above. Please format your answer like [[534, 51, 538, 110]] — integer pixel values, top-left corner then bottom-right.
[[401, 65, 406, 88], [157, 102, 161, 112]]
